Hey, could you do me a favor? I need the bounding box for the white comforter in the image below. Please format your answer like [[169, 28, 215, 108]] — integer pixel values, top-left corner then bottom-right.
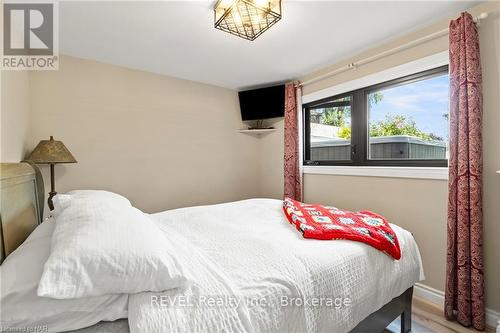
[[128, 199, 424, 333]]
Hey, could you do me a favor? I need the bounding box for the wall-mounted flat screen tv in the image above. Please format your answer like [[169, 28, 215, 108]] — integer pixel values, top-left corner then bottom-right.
[[238, 84, 285, 121]]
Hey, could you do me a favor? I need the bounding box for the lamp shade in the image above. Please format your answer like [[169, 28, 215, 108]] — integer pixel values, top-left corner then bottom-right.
[[28, 136, 77, 164]]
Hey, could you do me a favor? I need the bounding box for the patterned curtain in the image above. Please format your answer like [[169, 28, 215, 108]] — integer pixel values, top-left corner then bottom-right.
[[283, 83, 302, 201], [445, 12, 485, 331]]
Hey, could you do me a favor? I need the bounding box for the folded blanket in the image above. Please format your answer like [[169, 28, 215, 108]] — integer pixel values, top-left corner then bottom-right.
[[283, 198, 401, 259]]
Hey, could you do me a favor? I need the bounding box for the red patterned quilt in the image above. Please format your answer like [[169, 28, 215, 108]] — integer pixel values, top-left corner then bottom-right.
[[283, 198, 401, 259]]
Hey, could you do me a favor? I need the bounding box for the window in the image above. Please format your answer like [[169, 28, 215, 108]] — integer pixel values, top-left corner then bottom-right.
[[307, 95, 352, 161], [303, 66, 449, 167]]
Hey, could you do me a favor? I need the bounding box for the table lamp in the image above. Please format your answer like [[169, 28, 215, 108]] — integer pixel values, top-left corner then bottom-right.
[[27, 136, 77, 210]]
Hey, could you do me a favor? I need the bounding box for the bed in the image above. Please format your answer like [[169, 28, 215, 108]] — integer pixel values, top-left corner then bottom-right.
[[0, 162, 423, 333]]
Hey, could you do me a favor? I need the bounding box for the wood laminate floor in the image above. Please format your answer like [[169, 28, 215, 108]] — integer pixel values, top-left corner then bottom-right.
[[384, 297, 495, 333]]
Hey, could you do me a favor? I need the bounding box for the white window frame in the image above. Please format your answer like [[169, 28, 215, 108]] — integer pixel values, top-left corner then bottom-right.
[[301, 51, 449, 181]]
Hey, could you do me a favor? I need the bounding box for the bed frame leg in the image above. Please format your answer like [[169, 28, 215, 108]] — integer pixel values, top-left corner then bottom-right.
[[400, 288, 413, 333], [401, 310, 411, 333]]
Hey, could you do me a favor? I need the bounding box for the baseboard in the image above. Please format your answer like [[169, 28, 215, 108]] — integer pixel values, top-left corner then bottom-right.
[[414, 283, 500, 331]]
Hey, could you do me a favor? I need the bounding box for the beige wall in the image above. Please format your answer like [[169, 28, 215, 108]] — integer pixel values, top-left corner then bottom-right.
[[28, 55, 260, 213], [1, 71, 31, 162], [259, 118, 285, 198], [303, 175, 448, 290], [259, 2, 500, 312], [0, 3, 32, 163]]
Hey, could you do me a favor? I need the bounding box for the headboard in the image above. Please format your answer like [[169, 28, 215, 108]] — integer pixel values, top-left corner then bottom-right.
[[0, 162, 44, 264]]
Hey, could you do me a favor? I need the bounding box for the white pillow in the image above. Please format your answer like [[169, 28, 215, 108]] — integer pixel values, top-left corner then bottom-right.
[[53, 190, 132, 212], [38, 191, 188, 299], [0, 218, 128, 333]]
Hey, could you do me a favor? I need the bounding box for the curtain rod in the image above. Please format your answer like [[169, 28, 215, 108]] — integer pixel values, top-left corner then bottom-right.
[[296, 12, 489, 88]]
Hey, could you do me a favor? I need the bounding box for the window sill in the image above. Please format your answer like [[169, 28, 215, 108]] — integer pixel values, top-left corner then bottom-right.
[[302, 165, 448, 180]]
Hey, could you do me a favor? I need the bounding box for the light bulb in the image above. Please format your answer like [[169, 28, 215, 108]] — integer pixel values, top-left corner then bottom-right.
[[219, 0, 235, 9], [233, 12, 242, 26], [254, 14, 262, 23], [253, 0, 269, 8]]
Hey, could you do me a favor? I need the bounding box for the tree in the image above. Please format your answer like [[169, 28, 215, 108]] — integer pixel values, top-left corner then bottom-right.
[[322, 108, 348, 127], [368, 92, 384, 107], [369, 114, 442, 141], [334, 93, 444, 141], [333, 92, 384, 139], [320, 92, 383, 128], [339, 127, 351, 139]]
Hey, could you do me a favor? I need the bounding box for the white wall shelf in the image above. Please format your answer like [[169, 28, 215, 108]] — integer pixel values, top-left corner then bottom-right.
[[238, 128, 277, 136]]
